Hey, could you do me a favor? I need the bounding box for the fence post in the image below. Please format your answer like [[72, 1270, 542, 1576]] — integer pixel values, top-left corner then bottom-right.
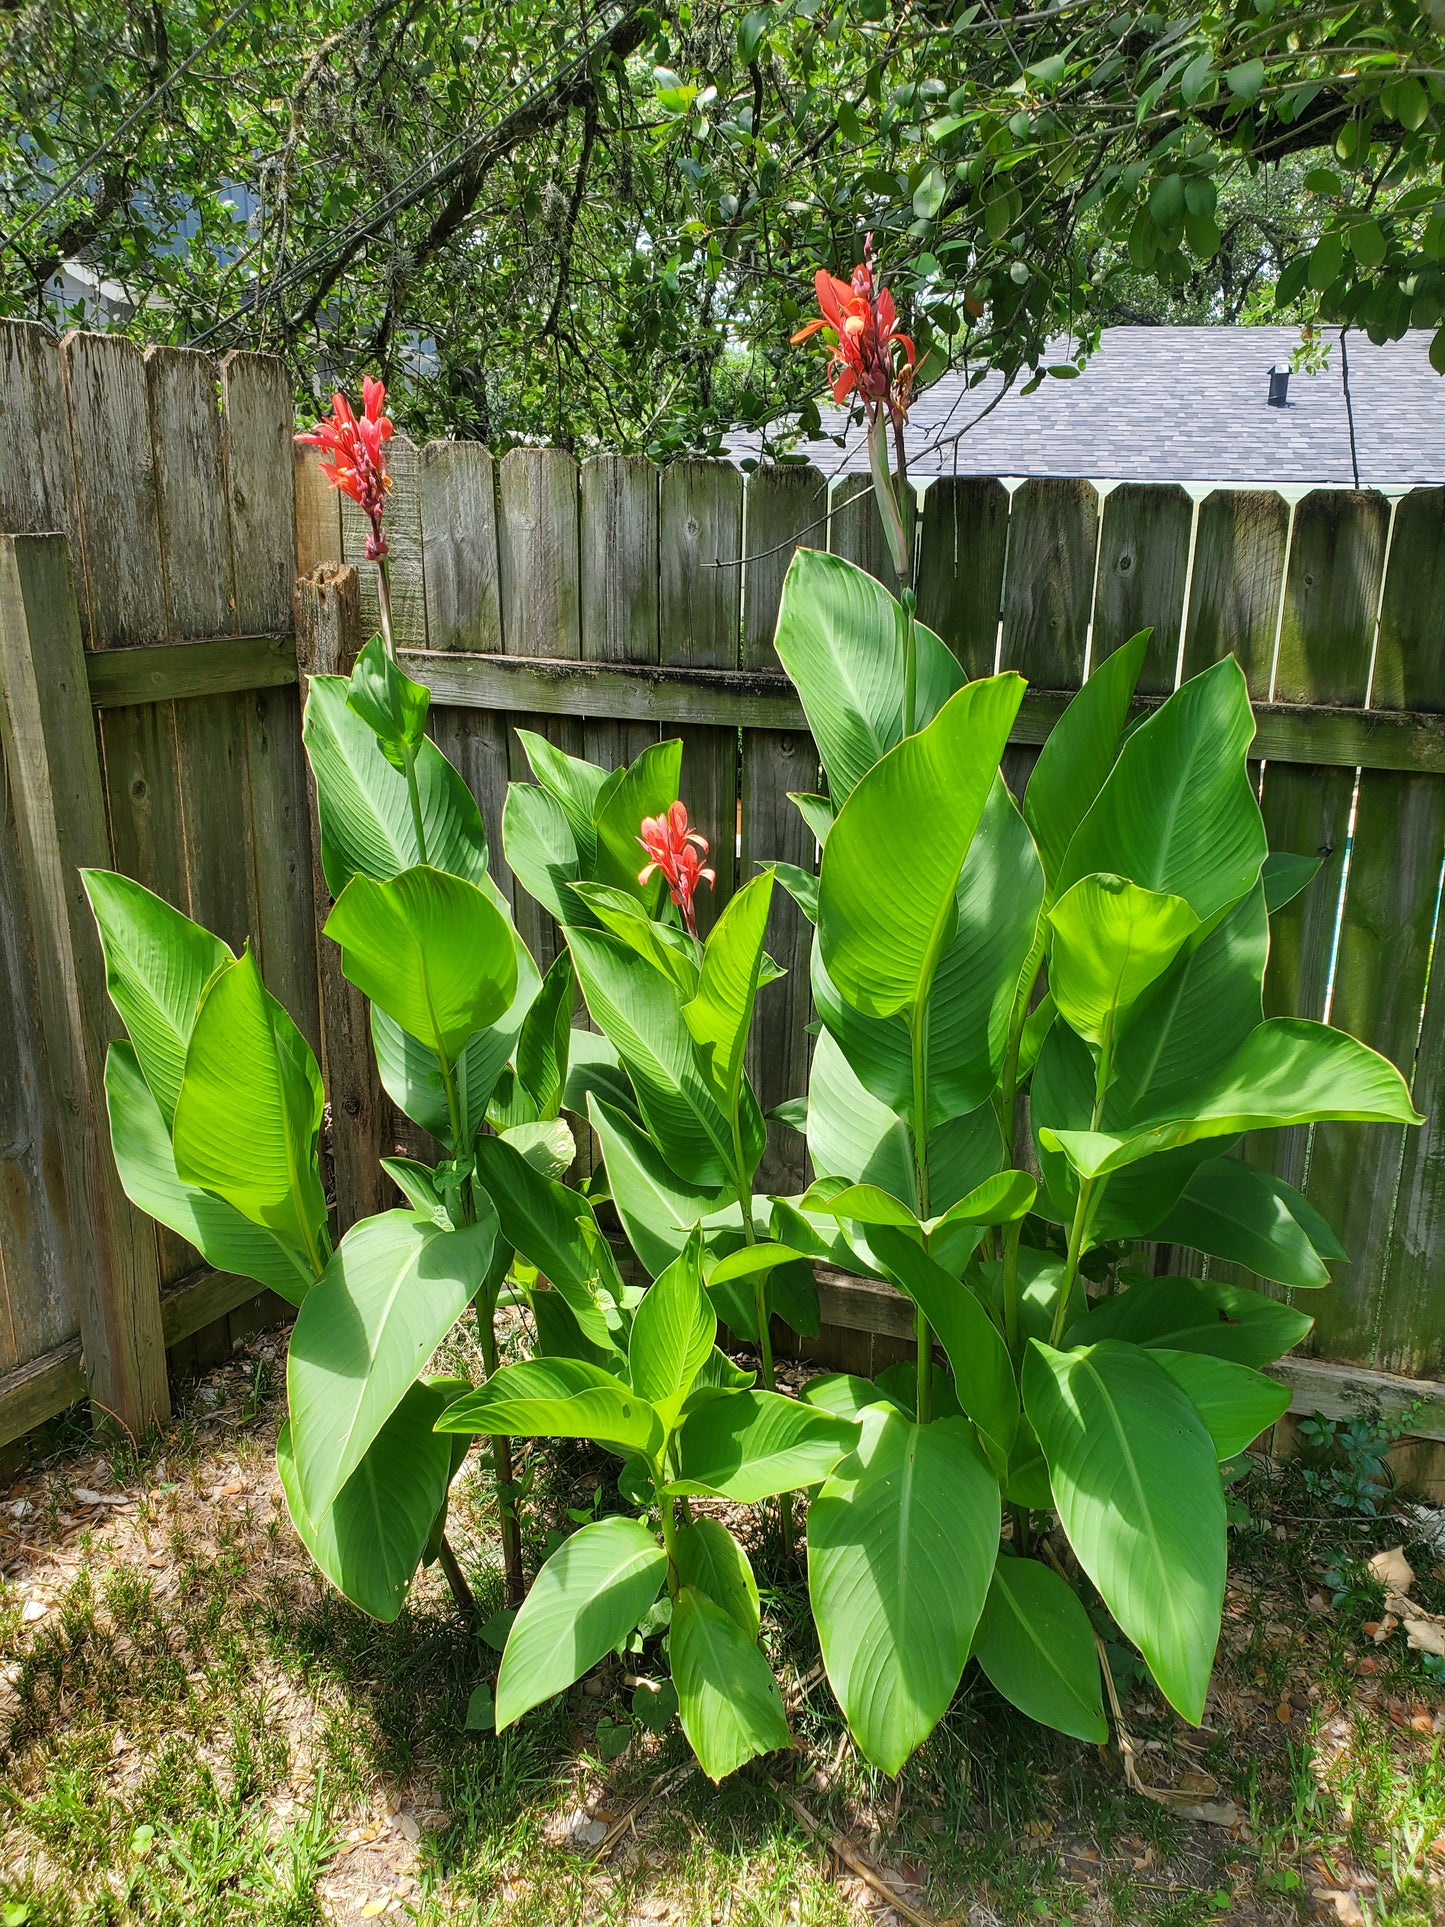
[[294, 561, 389, 1232], [0, 531, 171, 1436]]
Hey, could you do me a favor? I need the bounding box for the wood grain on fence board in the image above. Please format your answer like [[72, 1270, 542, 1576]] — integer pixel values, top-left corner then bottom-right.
[[293, 444, 343, 576], [1306, 489, 1445, 1366], [0, 742, 78, 1370], [221, 351, 295, 635], [1372, 488, 1445, 1372], [146, 347, 235, 640], [0, 533, 169, 1433], [1379, 904, 1445, 1375], [1091, 482, 1193, 693], [1371, 488, 1445, 715], [580, 454, 660, 775], [0, 322, 77, 543], [999, 478, 1098, 688], [827, 472, 892, 587], [419, 441, 511, 900], [1253, 491, 1379, 1200], [59, 332, 167, 649], [499, 449, 583, 974], [421, 440, 502, 652], [87, 634, 297, 705], [1306, 767, 1445, 1362], [1276, 491, 1389, 706], [660, 460, 742, 930], [221, 352, 319, 1058], [915, 475, 1009, 680], [294, 563, 389, 1231], [740, 464, 827, 1194], [1181, 489, 1288, 694]]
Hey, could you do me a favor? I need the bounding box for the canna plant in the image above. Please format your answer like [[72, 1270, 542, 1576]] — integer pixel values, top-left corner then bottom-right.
[[762, 542, 1424, 1774]]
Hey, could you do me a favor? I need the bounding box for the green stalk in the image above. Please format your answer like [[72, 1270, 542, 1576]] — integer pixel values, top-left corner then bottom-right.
[[901, 589, 918, 741], [1001, 1217, 1023, 1358], [376, 555, 397, 661], [401, 741, 429, 867], [1047, 1010, 1116, 1349], [659, 1488, 681, 1598], [476, 1292, 525, 1607], [910, 1004, 933, 1426], [733, 1139, 793, 1557]]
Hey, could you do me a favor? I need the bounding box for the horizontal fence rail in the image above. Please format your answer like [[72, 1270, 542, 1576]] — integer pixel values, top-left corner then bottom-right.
[[3, 303, 1445, 1463]]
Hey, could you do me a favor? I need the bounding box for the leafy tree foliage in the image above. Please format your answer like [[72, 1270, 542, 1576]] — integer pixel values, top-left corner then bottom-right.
[[2, 0, 1441, 450]]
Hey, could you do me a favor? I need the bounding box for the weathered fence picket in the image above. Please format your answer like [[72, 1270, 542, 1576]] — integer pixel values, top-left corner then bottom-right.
[[3, 307, 1445, 1460]]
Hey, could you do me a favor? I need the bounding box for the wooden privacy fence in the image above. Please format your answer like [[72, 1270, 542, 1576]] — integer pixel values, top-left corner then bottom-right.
[[3, 309, 1445, 1456]]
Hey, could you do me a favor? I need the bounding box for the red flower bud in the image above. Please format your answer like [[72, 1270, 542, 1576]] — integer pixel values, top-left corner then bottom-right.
[[637, 801, 715, 939], [296, 377, 394, 560]]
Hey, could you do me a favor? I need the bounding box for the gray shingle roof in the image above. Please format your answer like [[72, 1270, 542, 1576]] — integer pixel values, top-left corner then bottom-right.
[[730, 326, 1444, 488]]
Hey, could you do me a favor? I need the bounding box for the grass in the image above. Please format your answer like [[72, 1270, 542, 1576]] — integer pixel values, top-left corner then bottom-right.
[[2, 1331, 1443, 1926]]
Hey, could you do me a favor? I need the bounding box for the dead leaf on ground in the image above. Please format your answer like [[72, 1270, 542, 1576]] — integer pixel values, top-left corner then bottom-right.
[[1403, 1618, 1445, 1658], [1367, 1546, 1415, 1596], [1315, 1888, 1366, 1925]]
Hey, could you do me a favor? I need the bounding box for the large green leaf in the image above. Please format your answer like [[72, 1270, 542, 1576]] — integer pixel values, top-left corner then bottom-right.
[[515, 728, 608, 860], [501, 778, 585, 925], [813, 778, 1043, 1122], [1064, 1275, 1312, 1368], [1024, 629, 1149, 893], [325, 865, 517, 1067], [286, 1210, 494, 1514], [671, 1586, 791, 1781], [569, 927, 754, 1188], [1023, 1339, 1225, 1723], [587, 1095, 729, 1277], [104, 1043, 314, 1305], [1151, 1156, 1343, 1288], [346, 635, 429, 773], [1043, 1018, 1422, 1179], [303, 675, 488, 894], [171, 951, 328, 1270], [592, 738, 683, 902], [867, 1227, 1018, 1465], [1047, 874, 1200, 1051], [772, 546, 964, 803], [571, 882, 700, 994], [277, 1378, 454, 1623], [496, 1516, 667, 1728], [676, 1391, 857, 1502], [83, 869, 231, 1126], [435, 1356, 663, 1458], [673, 1518, 760, 1635], [805, 1030, 1004, 1243], [1056, 657, 1266, 920], [474, 1135, 621, 1350], [371, 928, 535, 1147], [1154, 1350, 1290, 1458], [974, 1554, 1108, 1744], [628, 1232, 716, 1422], [684, 870, 775, 1120], [807, 1404, 1000, 1773], [515, 949, 574, 1119], [818, 674, 1026, 1018]]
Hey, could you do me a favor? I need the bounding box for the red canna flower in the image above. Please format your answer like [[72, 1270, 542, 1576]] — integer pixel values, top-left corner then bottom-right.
[[790, 235, 916, 428], [638, 802, 715, 939], [296, 377, 394, 560]]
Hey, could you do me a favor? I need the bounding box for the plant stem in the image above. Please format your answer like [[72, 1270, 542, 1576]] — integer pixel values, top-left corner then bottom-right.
[[477, 1298, 525, 1607], [659, 1489, 680, 1598], [1048, 1015, 1115, 1349], [401, 741, 429, 867], [901, 589, 918, 741], [376, 555, 396, 660], [735, 1163, 793, 1558], [909, 1005, 933, 1425], [1001, 1217, 1023, 1357], [436, 1533, 477, 1619]]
